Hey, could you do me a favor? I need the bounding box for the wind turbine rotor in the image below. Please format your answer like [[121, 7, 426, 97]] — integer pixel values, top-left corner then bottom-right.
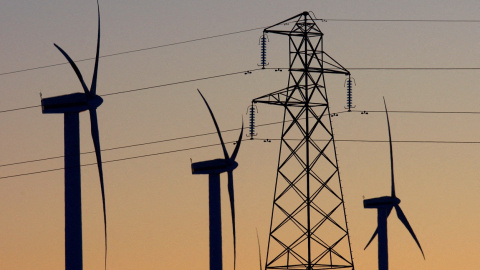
[[88, 106, 108, 264], [394, 205, 425, 258], [383, 97, 396, 198], [230, 120, 243, 162], [90, 0, 101, 96], [53, 44, 89, 95], [363, 98, 425, 263], [195, 89, 243, 270], [227, 119, 243, 270], [52, 0, 108, 267], [87, 1, 108, 266], [197, 89, 229, 160], [364, 205, 394, 250]]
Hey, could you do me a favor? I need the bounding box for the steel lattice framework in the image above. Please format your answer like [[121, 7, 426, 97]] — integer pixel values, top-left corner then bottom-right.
[[253, 12, 354, 270]]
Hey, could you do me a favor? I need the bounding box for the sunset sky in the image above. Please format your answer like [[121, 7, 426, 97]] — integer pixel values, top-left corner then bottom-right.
[[1, 0, 479, 269]]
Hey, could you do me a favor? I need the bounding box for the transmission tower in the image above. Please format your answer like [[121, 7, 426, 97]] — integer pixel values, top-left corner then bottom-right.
[[252, 12, 354, 270]]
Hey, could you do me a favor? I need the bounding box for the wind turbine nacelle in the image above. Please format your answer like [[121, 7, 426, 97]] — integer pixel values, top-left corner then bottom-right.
[[191, 159, 238, 175], [42, 93, 103, 114], [363, 196, 400, 209]]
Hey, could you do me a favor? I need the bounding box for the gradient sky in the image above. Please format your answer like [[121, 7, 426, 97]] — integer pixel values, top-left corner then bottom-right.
[[1, 0, 479, 269]]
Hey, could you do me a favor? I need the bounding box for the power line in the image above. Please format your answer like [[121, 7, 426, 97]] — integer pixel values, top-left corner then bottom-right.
[[0, 141, 236, 180], [0, 120, 281, 168], [0, 27, 265, 77], [0, 128, 240, 168], [3, 18, 479, 78], [255, 138, 480, 144], [0, 69, 259, 114], [317, 19, 480, 23], [3, 66, 480, 114], [0, 105, 41, 113], [3, 134, 480, 180], [102, 69, 261, 96], [3, 108, 480, 179], [3, 109, 480, 168], [265, 67, 480, 71], [342, 109, 480, 115], [348, 67, 480, 70]]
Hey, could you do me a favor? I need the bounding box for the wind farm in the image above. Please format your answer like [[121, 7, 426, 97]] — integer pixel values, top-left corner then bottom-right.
[[0, 1, 479, 270]]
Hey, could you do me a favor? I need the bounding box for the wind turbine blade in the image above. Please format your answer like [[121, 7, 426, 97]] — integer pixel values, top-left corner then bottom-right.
[[256, 228, 263, 270], [197, 89, 229, 160], [364, 206, 394, 250], [90, 0, 101, 96], [88, 108, 108, 266], [227, 170, 236, 270], [54, 44, 89, 94], [364, 227, 378, 250], [395, 205, 425, 259], [230, 120, 243, 161], [383, 97, 396, 198]]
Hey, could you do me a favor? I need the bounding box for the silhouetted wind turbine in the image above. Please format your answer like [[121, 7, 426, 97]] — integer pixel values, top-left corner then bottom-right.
[[363, 98, 425, 270], [191, 89, 243, 270], [41, 1, 107, 270]]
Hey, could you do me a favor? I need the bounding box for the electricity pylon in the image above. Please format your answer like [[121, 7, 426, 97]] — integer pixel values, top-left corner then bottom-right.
[[252, 12, 354, 270]]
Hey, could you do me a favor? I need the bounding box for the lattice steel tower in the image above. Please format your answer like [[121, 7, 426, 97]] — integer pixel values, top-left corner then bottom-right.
[[252, 12, 354, 270]]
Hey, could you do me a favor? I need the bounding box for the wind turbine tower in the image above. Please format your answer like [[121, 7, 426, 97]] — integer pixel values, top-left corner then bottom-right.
[[363, 98, 425, 270], [41, 1, 107, 269], [252, 12, 354, 269], [191, 90, 243, 270]]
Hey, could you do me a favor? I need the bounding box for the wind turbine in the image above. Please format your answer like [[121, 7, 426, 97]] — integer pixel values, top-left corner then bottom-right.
[[363, 98, 425, 270], [41, 1, 107, 270], [191, 89, 243, 270]]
